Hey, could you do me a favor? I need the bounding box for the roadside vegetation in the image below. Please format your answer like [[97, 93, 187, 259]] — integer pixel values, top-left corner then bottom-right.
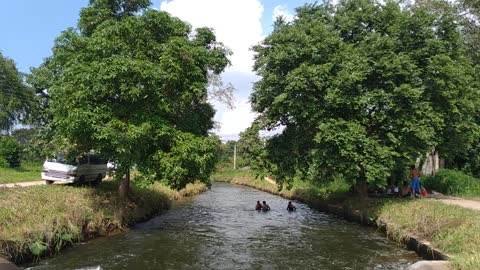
[[0, 179, 207, 264], [0, 161, 42, 184], [213, 167, 480, 270], [423, 169, 480, 198]]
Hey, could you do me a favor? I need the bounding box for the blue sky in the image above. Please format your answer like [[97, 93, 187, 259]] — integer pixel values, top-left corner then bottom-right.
[[0, 0, 317, 140]]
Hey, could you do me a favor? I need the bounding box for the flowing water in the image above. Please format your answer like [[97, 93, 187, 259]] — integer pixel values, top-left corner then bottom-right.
[[25, 182, 419, 270]]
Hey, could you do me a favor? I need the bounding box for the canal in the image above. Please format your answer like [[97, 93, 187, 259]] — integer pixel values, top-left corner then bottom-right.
[[26, 182, 419, 269]]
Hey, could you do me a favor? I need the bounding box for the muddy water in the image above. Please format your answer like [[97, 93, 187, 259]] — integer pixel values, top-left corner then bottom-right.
[[26, 182, 419, 270]]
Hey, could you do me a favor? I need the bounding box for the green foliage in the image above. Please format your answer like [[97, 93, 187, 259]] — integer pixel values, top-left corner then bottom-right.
[[146, 134, 221, 190], [29, 0, 230, 189], [11, 128, 45, 161], [0, 136, 21, 168], [459, 0, 480, 65], [0, 161, 41, 184], [422, 169, 480, 196], [28, 242, 47, 256], [251, 0, 480, 193], [0, 53, 35, 132], [79, 0, 151, 37], [237, 124, 268, 173]]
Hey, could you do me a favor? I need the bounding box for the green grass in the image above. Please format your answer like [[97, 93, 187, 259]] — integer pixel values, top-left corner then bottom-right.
[[212, 166, 350, 201], [211, 166, 254, 181], [0, 161, 42, 184], [0, 179, 206, 263]]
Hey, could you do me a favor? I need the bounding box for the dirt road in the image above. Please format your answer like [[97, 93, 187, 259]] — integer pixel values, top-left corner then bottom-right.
[[436, 197, 480, 211], [0, 181, 46, 188]]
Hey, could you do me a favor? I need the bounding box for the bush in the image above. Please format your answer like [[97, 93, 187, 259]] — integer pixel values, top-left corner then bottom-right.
[[422, 169, 480, 196], [0, 136, 21, 168]]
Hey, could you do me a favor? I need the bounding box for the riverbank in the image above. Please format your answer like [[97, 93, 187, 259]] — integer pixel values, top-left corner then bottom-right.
[[212, 169, 480, 270], [0, 180, 207, 265]]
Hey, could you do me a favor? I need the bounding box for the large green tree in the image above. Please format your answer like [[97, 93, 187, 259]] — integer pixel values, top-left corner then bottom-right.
[[30, 0, 230, 193], [252, 0, 480, 197], [0, 53, 34, 133], [415, 0, 480, 171]]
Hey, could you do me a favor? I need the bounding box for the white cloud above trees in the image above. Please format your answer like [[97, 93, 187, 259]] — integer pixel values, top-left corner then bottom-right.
[[160, 0, 264, 73], [272, 4, 295, 22]]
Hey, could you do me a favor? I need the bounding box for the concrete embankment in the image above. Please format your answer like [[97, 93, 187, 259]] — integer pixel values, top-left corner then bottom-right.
[[0, 258, 19, 270]]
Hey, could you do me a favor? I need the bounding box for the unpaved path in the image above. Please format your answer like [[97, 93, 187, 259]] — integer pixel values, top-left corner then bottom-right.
[[0, 180, 46, 188], [434, 195, 480, 211]]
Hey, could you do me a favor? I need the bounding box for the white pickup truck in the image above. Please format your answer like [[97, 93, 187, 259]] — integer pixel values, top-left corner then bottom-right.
[[41, 152, 107, 185]]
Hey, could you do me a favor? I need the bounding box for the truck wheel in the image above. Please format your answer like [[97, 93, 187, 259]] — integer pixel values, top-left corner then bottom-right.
[[45, 180, 54, 185], [92, 174, 103, 186], [77, 175, 86, 186]]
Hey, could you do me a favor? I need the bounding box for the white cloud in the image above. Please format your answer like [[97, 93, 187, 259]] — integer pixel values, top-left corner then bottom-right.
[[215, 97, 256, 140], [272, 4, 294, 23], [160, 0, 264, 73]]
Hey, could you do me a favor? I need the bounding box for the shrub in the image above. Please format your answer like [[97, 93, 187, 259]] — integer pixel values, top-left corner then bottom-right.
[[422, 169, 480, 196], [0, 136, 21, 167]]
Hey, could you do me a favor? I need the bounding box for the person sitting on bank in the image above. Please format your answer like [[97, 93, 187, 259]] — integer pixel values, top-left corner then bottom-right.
[[287, 201, 296, 212], [255, 201, 262, 211], [262, 201, 271, 212], [393, 183, 400, 196], [386, 184, 394, 195], [400, 181, 410, 198]]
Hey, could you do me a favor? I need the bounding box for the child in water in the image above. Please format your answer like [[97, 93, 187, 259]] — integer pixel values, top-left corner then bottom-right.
[[262, 201, 271, 212], [255, 201, 262, 211], [287, 201, 296, 212]]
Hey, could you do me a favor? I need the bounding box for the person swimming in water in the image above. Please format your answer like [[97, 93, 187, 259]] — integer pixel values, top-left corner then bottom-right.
[[262, 201, 271, 212], [255, 201, 262, 211], [287, 201, 296, 212]]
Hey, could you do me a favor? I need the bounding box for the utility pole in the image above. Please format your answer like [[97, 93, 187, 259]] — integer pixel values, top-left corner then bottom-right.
[[233, 143, 237, 170]]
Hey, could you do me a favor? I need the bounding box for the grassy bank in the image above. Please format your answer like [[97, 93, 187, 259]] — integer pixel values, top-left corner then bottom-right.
[[0, 180, 207, 264], [213, 168, 480, 270], [0, 161, 42, 184], [380, 199, 480, 269]]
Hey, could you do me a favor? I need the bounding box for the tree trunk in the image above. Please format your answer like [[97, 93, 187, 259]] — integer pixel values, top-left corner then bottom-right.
[[118, 168, 130, 200], [355, 177, 368, 201], [355, 172, 369, 224]]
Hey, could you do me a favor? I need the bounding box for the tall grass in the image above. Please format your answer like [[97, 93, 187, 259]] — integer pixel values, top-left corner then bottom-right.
[[0, 161, 42, 184], [176, 181, 208, 198], [0, 180, 206, 264]]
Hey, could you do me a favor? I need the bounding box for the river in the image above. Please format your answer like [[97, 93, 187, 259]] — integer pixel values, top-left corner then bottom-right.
[[25, 182, 419, 270]]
